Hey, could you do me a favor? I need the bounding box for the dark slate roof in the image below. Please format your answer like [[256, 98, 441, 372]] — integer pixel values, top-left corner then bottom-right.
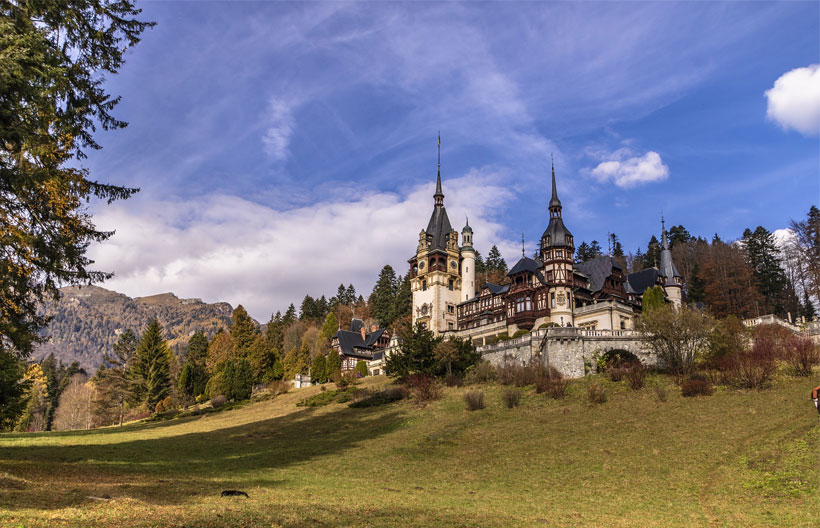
[[333, 328, 384, 359], [485, 282, 510, 295], [626, 268, 661, 295], [575, 255, 621, 292], [425, 204, 453, 252], [542, 217, 572, 248], [507, 256, 541, 276]]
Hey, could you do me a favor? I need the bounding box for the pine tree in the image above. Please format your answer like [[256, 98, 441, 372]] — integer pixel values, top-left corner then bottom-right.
[[311, 355, 327, 384], [131, 319, 172, 410], [247, 335, 277, 384], [589, 240, 603, 259], [370, 265, 399, 328], [325, 351, 342, 381], [345, 284, 357, 305], [264, 312, 285, 353], [392, 274, 413, 326], [575, 241, 591, 263], [205, 330, 233, 374], [283, 304, 297, 325], [642, 286, 666, 313], [790, 206, 820, 312], [668, 225, 692, 248], [474, 251, 486, 274], [230, 305, 259, 357], [803, 290, 817, 321], [486, 245, 508, 273], [642, 236, 661, 269], [742, 226, 789, 317], [94, 329, 137, 425]]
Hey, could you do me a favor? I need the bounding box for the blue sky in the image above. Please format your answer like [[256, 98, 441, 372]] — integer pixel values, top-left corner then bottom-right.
[[84, 1, 820, 320]]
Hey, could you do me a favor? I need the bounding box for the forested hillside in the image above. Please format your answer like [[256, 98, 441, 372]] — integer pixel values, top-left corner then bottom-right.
[[33, 286, 236, 372]]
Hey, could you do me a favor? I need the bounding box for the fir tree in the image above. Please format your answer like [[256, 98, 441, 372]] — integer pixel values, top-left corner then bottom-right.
[[370, 265, 399, 328], [668, 225, 692, 248], [230, 305, 259, 357], [247, 334, 277, 384], [392, 274, 413, 325], [283, 304, 297, 325], [131, 319, 172, 410], [345, 284, 357, 305], [94, 329, 137, 425], [325, 351, 342, 381], [264, 312, 285, 353], [486, 245, 508, 273], [642, 236, 661, 269], [311, 355, 327, 384], [742, 226, 789, 317], [642, 286, 666, 313]]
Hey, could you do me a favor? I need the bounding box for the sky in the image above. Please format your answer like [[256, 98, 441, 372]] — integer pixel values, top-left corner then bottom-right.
[[83, 1, 820, 321]]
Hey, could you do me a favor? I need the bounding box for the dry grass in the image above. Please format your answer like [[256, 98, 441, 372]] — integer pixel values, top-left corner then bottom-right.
[[0, 375, 818, 527]]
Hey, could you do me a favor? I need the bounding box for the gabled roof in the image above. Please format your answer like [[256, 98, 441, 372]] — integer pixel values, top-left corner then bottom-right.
[[626, 268, 661, 296], [507, 256, 541, 276], [575, 255, 622, 292], [485, 282, 510, 295]]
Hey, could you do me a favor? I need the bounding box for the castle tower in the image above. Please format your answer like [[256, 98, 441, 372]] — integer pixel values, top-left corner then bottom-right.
[[461, 219, 476, 302], [540, 163, 575, 326], [659, 217, 683, 307], [409, 141, 463, 334]]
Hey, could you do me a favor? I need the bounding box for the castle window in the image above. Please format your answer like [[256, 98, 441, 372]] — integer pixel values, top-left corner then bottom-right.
[[448, 279, 454, 291], [557, 250, 563, 258], [516, 296, 532, 313], [447, 305, 454, 314], [422, 280, 427, 291], [547, 270, 553, 281], [448, 322, 454, 330], [551, 293, 556, 308]]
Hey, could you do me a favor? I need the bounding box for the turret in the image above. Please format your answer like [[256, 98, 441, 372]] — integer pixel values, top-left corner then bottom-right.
[[461, 218, 476, 302], [540, 162, 574, 326], [659, 217, 683, 307]]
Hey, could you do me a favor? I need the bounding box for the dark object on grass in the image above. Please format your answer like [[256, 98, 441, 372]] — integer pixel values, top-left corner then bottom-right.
[[501, 389, 521, 408], [464, 390, 485, 411], [681, 375, 713, 397], [221, 490, 249, 497]]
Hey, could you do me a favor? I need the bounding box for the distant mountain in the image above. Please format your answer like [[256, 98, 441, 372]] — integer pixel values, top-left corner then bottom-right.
[[33, 285, 241, 373]]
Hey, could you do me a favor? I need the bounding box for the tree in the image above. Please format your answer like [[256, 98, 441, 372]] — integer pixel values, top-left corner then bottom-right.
[[230, 305, 259, 357], [789, 206, 820, 313], [15, 364, 48, 432], [370, 265, 398, 327], [0, 351, 29, 431], [247, 335, 278, 384], [355, 360, 368, 378], [0, 1, 153, 371], [642, 236, 661, 269], [668, 225, 692, 248], [641, 286, 666, 313], [264, 311, 285, 353], [177, 332, 209, 402], [131, 319, 172, 410], [325, 351, 342, 381], [575, 241, 603, 263], [434, 340, 459, 377], [39, 353, 84, 430], [52, 374, 93, 431], [743, 227, 790, 317], [311, 354, 327, 384], [205, 330, 233, 374], [486, 245, 508, 274], [701, 240, 763, 318], [392, 274, 413, 327], [283, 304, 297, 325], [385, 322, 441, 378], [636, 305, 713, 378], [93, 329, 137, 425], [345, 284, 357, 306], [707, 315, 748, 360]]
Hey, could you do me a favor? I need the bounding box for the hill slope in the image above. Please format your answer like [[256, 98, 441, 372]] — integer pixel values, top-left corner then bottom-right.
[[0, 375, 817, 527], [33, 285, 238, 372]]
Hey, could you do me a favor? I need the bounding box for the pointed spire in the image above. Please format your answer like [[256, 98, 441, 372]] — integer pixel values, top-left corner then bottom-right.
[[661, 214, 669, 250], [522, 233, 525, 257], [434, 133, 444, 207], [548, 155, 562, 213]]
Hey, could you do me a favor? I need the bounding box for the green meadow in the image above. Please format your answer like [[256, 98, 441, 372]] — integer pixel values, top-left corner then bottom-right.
[[1, 374, 818, 527]]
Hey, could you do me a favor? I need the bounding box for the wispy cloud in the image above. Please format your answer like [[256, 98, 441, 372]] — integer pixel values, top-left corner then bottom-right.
[[766, 64, 820, 136], [262, 98, 298, 161]]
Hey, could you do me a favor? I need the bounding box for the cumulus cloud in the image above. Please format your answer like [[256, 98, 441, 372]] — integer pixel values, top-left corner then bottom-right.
[[262, 99, 297, 160], [87, 172, 514, 321], [590, 150, 669, 188], [765, 64, 820, 136]]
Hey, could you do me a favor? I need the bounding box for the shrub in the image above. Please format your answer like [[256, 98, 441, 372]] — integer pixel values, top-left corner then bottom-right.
[[534, 366, 563, 394], [355, 360, 368, 378], [587, 383, 607, 404], [498, 363, 545, 387], [681, 375, 713, 397], [385, 386, 410, 400], [464, 390, 485, 411], [608, 366, 627, 382], [404, 374, 442, 403], [349, 386, 409, 408], [268, 380, 290, 395], [444, 373, 464, 387], [511, 329, 529, 338], [154, 400, 166, 414], [336, 370, 358, 389], [210, 395, 227, 408], [546, 378, 571, 399], [502, 389, 522, 408], [727, 340, 777, 390], [626, 362, 646, 390], [465, 360, 496, 384], [783, 336, 819, 376]]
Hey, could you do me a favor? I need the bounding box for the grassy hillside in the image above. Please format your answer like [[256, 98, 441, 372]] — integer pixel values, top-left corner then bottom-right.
[[34, 285, 237, 372], [0, 374, 818, 527]]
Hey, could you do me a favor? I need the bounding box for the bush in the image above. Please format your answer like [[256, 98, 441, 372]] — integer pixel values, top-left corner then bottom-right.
[[355, 360, 368, 378], [498, 363, 547, 387], [404, 374, 442, 403], [444, 373, 464, 387], [587, 383, 607, 404], [349, 386, 409, 408], [608, 366, 627, 382], [727, 339, 777, 390], [465, 361, 496, 384], [626, 362, 646, 390], [154, 400, 166, 414], [534, 366, 563, 394], [210, 395, 227, 408], [268, 380, 290, 395], [501, 389, 521, 408], [511, 329, 529, 338], [336, 370, 358, 389], [681, 375, 713, 397], [783, 336, 819, 376], [464, 390, 485, 411], [546, 378, 571, 399]]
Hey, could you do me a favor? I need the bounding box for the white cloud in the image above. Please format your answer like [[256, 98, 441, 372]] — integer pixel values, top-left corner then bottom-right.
[[590, 151, 669, 188], [262, 99, 297, 160], [87, 171, 515, 321], [765, 64, 820, 136]]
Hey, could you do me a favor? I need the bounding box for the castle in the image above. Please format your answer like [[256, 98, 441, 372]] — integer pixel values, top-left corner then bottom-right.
[[409, 160, 683, 345]]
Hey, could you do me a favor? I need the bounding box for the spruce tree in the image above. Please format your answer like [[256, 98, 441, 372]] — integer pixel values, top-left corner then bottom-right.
[[370, 265, 399, 328], [643, 236, 661, 269], [95, 329, 137, 425], [486, 245, 508, 273], [132, 319, 172, 410], [345, 284, 357, 305], [311, 355, 327, 384], [668, 225, 692, 248], [264, 312, 285, 353], [742, 226, 789, 316], [575, 241, 591, 263], [325, 351, 342, 381], [392, 274, 413, 325], [283, 304, 297, 325], [589, 240, 603, 259], [230, 305, 259, 357], [642, 286, 666, 313]]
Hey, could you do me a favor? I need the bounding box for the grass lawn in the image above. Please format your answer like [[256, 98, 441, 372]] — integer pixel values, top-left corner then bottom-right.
[[0, 374, 818, 527]]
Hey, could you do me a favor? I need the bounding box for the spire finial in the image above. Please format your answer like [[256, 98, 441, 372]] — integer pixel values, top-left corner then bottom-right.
[[522, 232, 525, 257], [434, 133, 444, 206], [548, 155, 561, 214], [661, 213, 670, 250]]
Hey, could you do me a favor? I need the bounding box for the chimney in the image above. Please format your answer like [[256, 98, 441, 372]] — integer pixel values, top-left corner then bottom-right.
[[371, 324, 378, 333], [360, 327, 366, 340]]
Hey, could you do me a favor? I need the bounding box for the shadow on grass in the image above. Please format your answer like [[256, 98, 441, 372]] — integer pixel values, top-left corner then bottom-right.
[[0, 403, 405, 511]]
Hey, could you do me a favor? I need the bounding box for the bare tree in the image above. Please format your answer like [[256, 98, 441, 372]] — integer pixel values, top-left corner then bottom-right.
[[52, 375, 94, 431], [636, 305, 714, 378]]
